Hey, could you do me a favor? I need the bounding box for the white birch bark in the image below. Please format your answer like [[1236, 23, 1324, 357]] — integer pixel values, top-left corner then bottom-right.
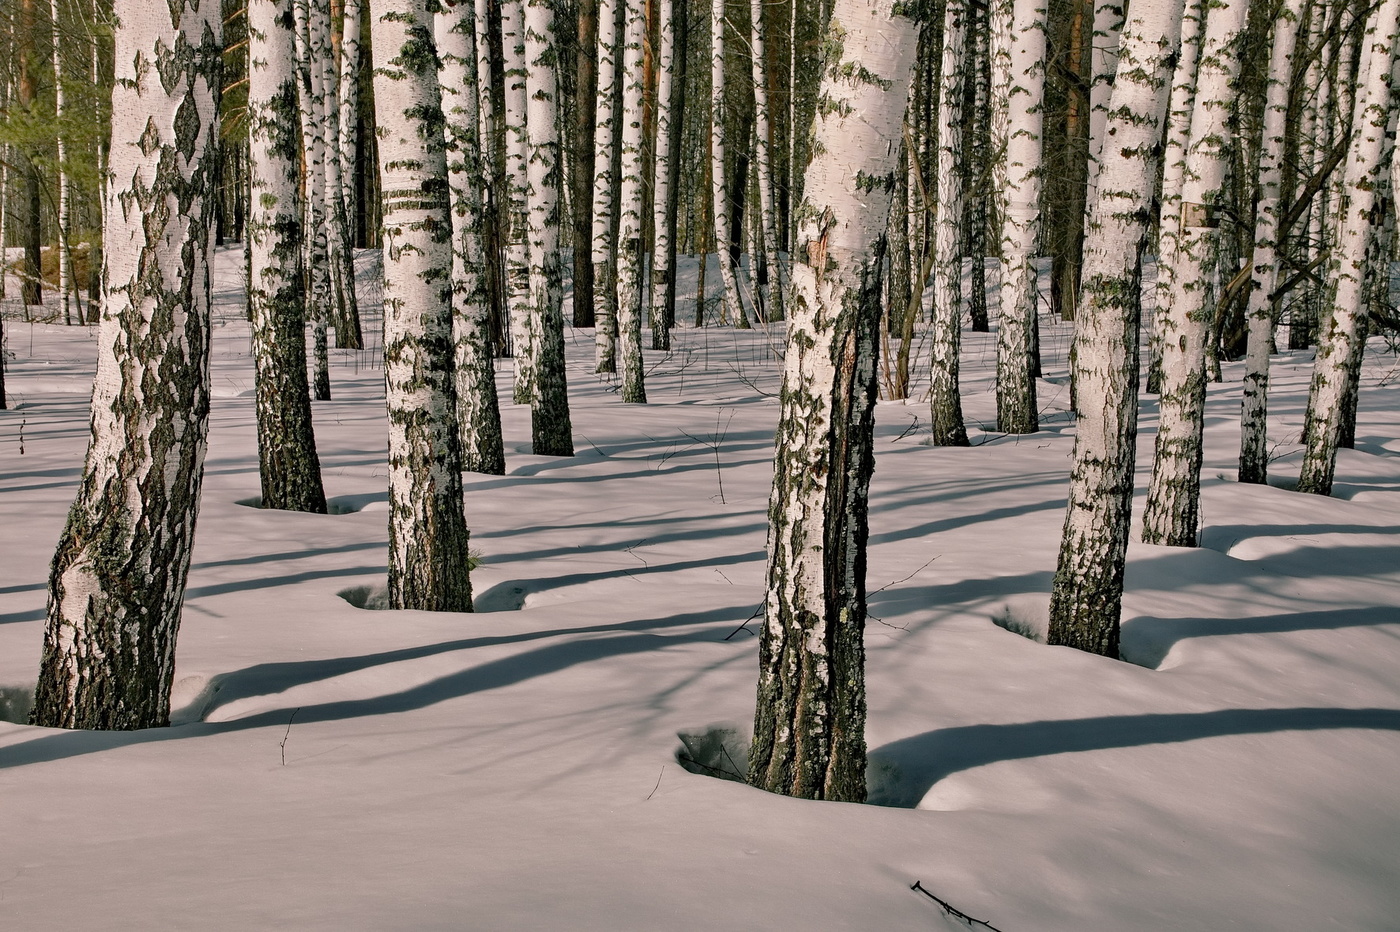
[[338, 0, 361, 222], [248, 0, 326, 515], [50, 0, 72, 324], [371, 0, 474, 611], [294, 0, 333, 401], [710, 0, 745, 325], [647, 0, 678, 350], [524, 0, 575, 453], [313, 0, 362, 350], [1140, 0, 1251, 547], [1082, 0, 1122, 211], [31, 2, 222, 729], [438, 0, 507, 475], [592, 0, 621, 370], [1238, 0, 1305, 484], [993, 0, 1046, 433], [929, 0, 969, 446], [749, 0, 786, 321], [1299, 0, 1400, 495], [1145, 0, 1204, 393], [615, 0, 648, 401], [1047, 0, 1184, 656], [748, 0, 920, 802], [502, 0, 535, 402]]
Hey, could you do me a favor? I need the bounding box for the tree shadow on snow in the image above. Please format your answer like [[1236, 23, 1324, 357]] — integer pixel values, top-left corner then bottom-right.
[[867, 707, 1400, 808], [1119, 606, 1400, 669], [0, 603, 754, 769]]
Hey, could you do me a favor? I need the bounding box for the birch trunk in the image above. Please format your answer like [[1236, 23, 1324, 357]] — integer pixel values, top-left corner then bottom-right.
[[615, 0, 649, 401], [1238, 0, 1305, 484], [51, 0, 72, 323], [966, 1, 991, 333], [31, 2, 222, 729], [1047, 0, 1184, 657], [1298, 0, 1400, 495], [248, 0, 327, 514], [710, 0, 745, 325], [371, 0, 474, 611], [502, 0, 535, 402], [320, 0, 362, 350], [648, 0, 678, 349], [338, 0, 361, 227], [439, 0, 507, 475], [1081, 0, 1122, 223], [749, 0, 786, 321], [1140, 0, 1251, 546], [592, 0, 622, 369], [748, 0, 919, 802], [525, 0, 576, 452], [993, 0, 1045, 434], [1145, 0, 1205, 395], [294, 0, 333, 401], [929, 0, 969, 445]]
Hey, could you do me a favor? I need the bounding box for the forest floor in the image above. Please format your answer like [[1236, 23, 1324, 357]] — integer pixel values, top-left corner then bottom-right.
[[0, 249, 1398, 929]]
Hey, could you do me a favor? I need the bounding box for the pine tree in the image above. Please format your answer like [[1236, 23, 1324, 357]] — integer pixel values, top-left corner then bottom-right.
[[371, 0, 475, 611], [31, 0, 223, 729], [1047, 0, 1186, 657], [748, 0, 920, 802]]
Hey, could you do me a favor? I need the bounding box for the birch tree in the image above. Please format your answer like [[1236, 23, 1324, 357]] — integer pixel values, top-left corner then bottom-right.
[[1140, 0, 1251, 546], [710, 0, 745, 325], [993, 0, 1046, 434], [30, 1, 222, 729], [1238, 0, 1305, 484], [502, 0, 535, 401], [338, 0, 362, 229], [749, 0, 785, 321], [1081, 0, 1122, 220], [320, 0, 362, 350], [1298, 0, 1400, 495], [614, 0, 648, 401], [248, 0, 327, 514], [648, 0, 680, 349], [1047, 0, 1185, 656], [50, 0, 72, 323], [371, 0, 474, 611], [294, 0, 333, 401], [439, 0, 507, 475], [592, 0, 621, 369], [748, 0, 919, 802], [929, 0, 970, 446], [524, 0, 575, 453]]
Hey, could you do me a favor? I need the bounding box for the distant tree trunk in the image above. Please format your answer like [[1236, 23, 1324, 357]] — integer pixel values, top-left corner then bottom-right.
[[18, 0, 42, 309], [1298, 0, 1400, 496], [338, 0, 362, 233], [929, 0, 970, 445], [51, 0, 73, 323], [371, 0, 475, 611], [294, 0, 334, 401], [592, 0, 622, 369], [1081, 0, 1121, 229], [1047, 0, 1185, 657], [1239, 0, 1305, 485], [31, 1, 222, 729], [572, 0, 598, 327], [320, 0, 363, 350], [748, 0, 919, 803], [965, 0, 991, 333], [615, 0, 649, 401], [1140, 0, 1250, 547], [710, 0, 744, 325], [1145, 0, 1204, 396], [247, 0, 327, 515], [647, 0, 680, 348], [502, 0, 535, 401], [438, 0, 507, 475], [749, 0, 786, 321], [524, 0, 576, 453]]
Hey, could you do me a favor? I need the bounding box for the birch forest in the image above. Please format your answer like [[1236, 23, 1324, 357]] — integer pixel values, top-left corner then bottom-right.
[[2, 0, 1400, 915]]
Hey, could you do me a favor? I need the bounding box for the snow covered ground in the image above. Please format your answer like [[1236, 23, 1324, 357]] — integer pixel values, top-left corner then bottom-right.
[[0, 248, 1398, 929]]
